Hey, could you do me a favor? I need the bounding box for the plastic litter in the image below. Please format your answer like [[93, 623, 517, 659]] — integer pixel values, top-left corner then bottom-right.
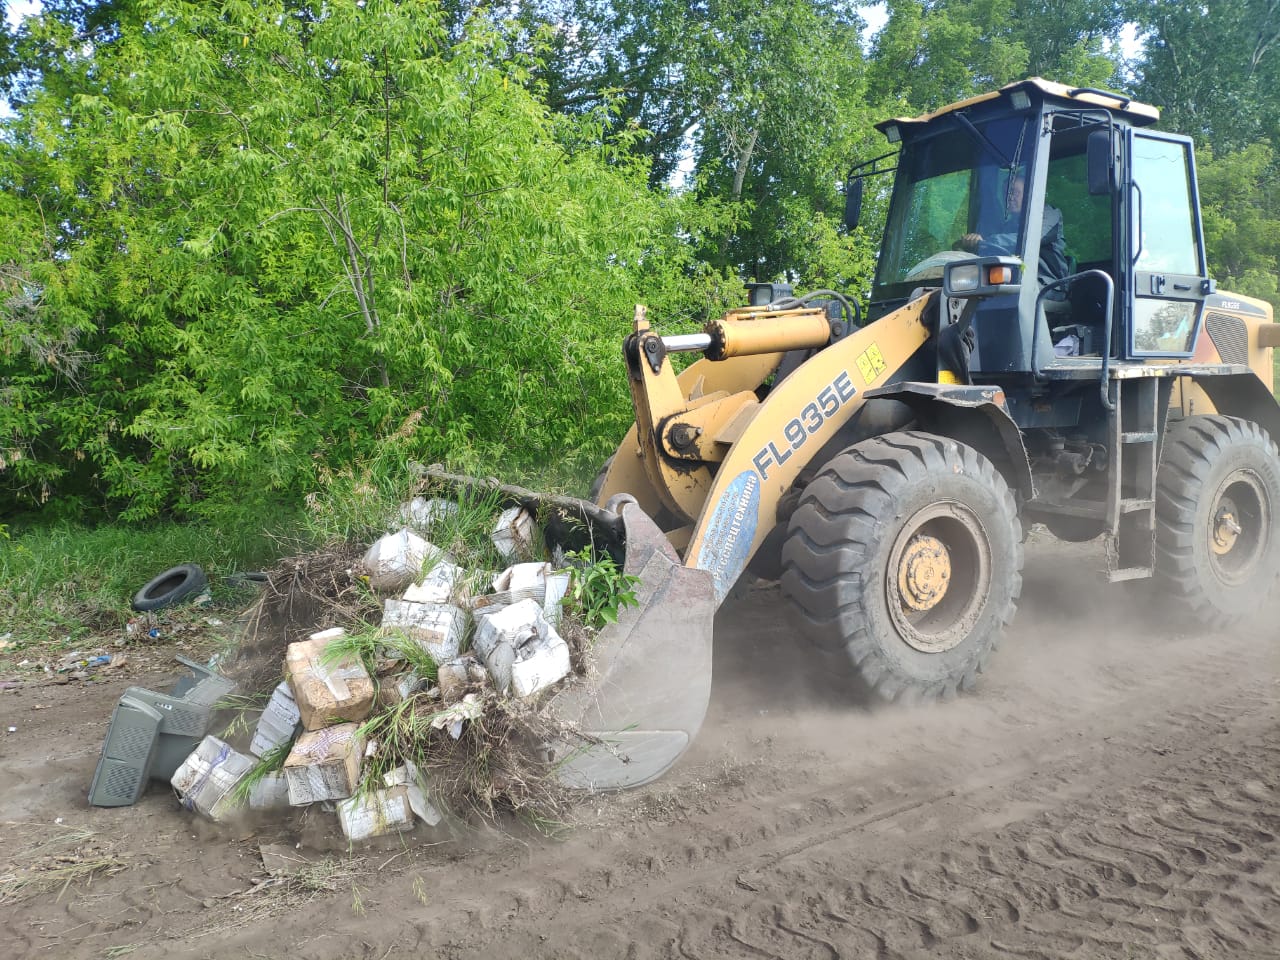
[[88, 655, 237, 808], [426, 693, 484, 739]]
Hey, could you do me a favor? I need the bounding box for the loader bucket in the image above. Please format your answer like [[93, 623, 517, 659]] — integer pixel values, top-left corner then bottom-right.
[[548, 495, 715, 789], [421, 470, 716, 790]]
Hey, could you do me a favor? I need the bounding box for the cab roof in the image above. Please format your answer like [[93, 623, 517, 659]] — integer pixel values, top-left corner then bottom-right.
[[875, 77, 1160, 139]]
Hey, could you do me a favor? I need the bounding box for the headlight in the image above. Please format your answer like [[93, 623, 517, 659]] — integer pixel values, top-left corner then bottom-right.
[[943, 256, 1021, 298], [947, 263, 981, 292]]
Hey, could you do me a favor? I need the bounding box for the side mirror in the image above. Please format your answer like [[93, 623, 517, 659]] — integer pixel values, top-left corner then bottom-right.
[[1087, 129, 1114, 196], [843, 177, 864, 232]]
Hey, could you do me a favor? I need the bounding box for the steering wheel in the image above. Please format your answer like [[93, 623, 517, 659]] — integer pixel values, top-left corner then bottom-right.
[[903, 250, 975, 283]]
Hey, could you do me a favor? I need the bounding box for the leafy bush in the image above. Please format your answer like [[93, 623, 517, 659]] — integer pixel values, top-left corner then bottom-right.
[[560, 547, 640, 630], [0, 1, 737, 522]]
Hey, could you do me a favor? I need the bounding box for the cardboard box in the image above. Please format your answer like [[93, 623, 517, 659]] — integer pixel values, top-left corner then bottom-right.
[[248, 771, 291, 811], [380, 600, 466, 663], [171, 736, 254, 821], [473, 598, 571, 697], [283, 723, 365, 804], [250, 680, 302, 757], [285, 637, 376, 731], [336, 786, 415, 842]]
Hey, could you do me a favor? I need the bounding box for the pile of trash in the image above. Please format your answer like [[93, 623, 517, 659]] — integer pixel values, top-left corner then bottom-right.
[[152, 493, 629, 841]]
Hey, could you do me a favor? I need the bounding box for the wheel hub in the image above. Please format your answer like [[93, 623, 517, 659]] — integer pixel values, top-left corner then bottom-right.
[[1204, 468, 1270, 587], [898, 535, 951, 612], [886, 501, 992, 655], [1211, 498, 1243, 556]]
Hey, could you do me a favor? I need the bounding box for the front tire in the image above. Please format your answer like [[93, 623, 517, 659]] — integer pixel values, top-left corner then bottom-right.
[[588, 455, 616, 504], [781, 432, 1023, 702], [1154, 415, 1280, 625]]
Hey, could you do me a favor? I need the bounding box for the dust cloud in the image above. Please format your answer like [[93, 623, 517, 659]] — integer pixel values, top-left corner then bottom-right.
[[686, 531, 1279, 794]]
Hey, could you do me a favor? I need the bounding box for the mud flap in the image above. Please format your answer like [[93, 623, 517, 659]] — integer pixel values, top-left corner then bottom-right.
[[547, 499, 715, 790]]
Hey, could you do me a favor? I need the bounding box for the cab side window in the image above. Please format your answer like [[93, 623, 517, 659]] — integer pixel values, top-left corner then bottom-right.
[[1046, 152, 1111, 270]]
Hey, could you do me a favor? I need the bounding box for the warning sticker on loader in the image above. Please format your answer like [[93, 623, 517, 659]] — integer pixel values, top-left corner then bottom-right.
[[855, 343, 888, 384], [692, 470, 761, 603]]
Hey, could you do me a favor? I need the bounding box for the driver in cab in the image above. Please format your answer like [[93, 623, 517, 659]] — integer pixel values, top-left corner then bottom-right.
[[959, 171, 1069, 294]]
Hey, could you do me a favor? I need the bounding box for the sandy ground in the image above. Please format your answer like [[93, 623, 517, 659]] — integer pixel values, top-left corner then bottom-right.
[[2, 536, 1278, 960]]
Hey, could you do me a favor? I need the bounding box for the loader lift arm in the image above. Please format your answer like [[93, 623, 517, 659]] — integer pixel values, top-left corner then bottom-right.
[[602, 293, 938, 602]]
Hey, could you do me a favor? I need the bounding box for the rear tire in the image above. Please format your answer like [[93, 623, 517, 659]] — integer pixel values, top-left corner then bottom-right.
[[1154, 415, 1280, 625], [781, 432, 1023, 702]]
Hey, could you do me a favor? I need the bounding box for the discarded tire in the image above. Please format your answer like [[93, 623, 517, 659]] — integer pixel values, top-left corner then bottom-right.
[[131, 564, 209, 612]]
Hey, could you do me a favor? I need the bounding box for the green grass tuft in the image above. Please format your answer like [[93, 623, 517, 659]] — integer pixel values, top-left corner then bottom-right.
[[0, 506, 303, 649], [229, 741, 292, 805]]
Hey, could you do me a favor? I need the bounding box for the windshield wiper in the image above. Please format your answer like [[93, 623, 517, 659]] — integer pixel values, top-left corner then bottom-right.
[[950, 112, 1012, 167]]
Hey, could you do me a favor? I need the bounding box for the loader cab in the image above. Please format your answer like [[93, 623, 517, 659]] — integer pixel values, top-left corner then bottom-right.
[[865, 79, 1208, 389]]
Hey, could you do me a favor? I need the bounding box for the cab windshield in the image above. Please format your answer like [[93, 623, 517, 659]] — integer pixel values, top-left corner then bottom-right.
[[872, 115, 1034, 303]]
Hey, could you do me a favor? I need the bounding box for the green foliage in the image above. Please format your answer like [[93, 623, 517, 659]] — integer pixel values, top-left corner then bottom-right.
[[1196, 142, 1280, 313], [560, 546, 639, 629], [418, 485, 521, 572], [1, 0, 725, 520], [868, 0, 1028, 116], [1131, 0, 1280, 152], [1011, 0, 1126, 87], [320, 625, 385, 681], [2, 0, 1276, 536]]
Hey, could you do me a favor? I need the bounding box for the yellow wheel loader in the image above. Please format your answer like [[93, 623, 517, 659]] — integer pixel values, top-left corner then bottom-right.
[[430, 79, 1280, 790]]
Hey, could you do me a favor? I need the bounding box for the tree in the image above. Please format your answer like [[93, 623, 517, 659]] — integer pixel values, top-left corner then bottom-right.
[[865, 0, 1028, 116], [684, 1, 873, 282], [1012, 0, 1126, 87], [1129, 0, 1280, 312], [0, 0, 730, 519], [1197, 143, 1280, 310], [1131, 0, 1280, 151]]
